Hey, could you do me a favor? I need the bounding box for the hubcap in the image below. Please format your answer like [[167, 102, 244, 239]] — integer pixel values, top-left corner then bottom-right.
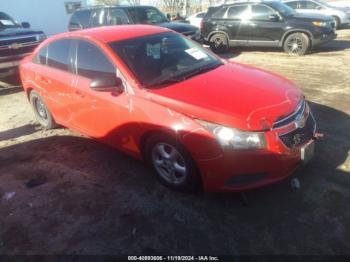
[[214, 37, 223, 48], [287, 37, 303, 54], [34, 97, 47, 120], [151, 143, 187, 185]]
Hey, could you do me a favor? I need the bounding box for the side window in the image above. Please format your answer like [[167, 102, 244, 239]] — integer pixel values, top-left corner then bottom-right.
[[107, 8, 130, 25], [34, 45, 48, 65], [300, 1, 320, 9], [227, 5, 249, 19], [251, 5, 275, 20], [47, 39, 72, 71], [69, 10, 91, 28], [212, 7, 228, 19], [91, 9, 105, 27], [285, 1, 299, 9], [76, 40, 115, 79]]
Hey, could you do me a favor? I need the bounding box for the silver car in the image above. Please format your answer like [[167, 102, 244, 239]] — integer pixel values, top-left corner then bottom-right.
[[284, 0, 350, 28]]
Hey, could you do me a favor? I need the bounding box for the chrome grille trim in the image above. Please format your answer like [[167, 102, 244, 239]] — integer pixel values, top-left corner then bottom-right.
[[273, 99, 305, 129]]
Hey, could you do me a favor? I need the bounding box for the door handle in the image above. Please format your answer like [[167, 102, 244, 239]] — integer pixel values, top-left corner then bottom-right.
[[38, 75, 51, 84], [75, 90, 85, 98]]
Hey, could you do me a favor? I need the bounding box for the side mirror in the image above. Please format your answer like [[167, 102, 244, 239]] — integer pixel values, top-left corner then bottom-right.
[[90, 75, 124, 93], [268, 14, 280, 22], [21, 22, 30, 28], [316, 5, 323, 10]]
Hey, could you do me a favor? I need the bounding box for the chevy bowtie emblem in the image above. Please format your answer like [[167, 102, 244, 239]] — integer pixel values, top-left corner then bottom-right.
[[295, 114, 307, 129], [10, 43, 22, 49]]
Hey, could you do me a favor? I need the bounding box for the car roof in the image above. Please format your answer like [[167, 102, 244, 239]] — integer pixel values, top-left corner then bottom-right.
[[76, 5, 159, 11], [57, 25, 171, 43]]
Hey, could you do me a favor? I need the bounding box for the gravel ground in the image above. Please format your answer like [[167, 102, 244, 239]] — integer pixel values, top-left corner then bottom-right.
[[0, 28, 349, 255]]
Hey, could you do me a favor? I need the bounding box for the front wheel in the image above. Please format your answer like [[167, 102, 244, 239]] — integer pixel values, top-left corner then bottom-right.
[[209, 33, 229, 54], [283, 33, 310, 56], [146, 134, 201, 192]]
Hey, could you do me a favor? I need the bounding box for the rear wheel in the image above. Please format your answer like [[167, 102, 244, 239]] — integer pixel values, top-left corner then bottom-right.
[[146, 134, 201, 192], [29, 90, 57, 129], [283, 32, 310, 56], [209, 33, 229, 54]]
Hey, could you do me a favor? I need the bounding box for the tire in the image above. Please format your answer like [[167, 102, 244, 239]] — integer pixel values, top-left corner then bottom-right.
[[209, 33, 229, 54], [283, 32, 310, 56], [29, 90, 57, 129], [333, 16, 341, 29], [145, 134, 201, 192]]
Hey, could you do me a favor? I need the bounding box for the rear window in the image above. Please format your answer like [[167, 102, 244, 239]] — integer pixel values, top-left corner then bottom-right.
[[70, 10, 91, 28], [212, 7, 228, 19]]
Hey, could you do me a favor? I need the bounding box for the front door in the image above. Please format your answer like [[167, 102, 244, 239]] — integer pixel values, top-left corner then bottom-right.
[[68, 39, 132, 149]]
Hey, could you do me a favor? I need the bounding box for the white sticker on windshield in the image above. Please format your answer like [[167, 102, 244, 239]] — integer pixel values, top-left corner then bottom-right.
[[0, 20, 15, 26], [146, 43, 161, 59], [185, 47, 208, 60]]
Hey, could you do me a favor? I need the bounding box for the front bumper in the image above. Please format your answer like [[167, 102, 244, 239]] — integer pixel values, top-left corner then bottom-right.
[[312, 30, 337, 46], [194, 105, 316, 192]]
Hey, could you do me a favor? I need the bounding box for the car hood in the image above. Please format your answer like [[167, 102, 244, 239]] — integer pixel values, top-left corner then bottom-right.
[[147, 62, 302, 131], [158, 22, 198, 33], [291, 12, 333, 21], [0, 27, 43, 37]]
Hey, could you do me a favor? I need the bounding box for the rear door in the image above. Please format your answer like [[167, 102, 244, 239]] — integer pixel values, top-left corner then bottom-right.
[[247, 4, 285, 45], [33, 39, 75, 124]]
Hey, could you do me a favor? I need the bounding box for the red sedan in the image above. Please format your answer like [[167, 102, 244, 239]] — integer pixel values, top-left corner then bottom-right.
[[19, 25, 316, 192]]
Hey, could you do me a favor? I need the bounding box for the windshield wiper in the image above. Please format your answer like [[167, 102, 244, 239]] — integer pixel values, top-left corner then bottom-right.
[[178, 63, 222, 81], [144, 76, 183, 89]]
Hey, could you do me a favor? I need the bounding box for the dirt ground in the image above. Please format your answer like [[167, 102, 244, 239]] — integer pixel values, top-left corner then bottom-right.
[[0, 28, 350, 255]]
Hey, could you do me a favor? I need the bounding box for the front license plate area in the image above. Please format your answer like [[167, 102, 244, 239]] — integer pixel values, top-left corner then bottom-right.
[[301, 140, 315, 164]]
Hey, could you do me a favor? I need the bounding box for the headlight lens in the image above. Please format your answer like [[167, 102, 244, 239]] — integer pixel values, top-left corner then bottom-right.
[[312, 21, 327, 27], [36, 33, 46, 42], [196, 120, 266, 149]]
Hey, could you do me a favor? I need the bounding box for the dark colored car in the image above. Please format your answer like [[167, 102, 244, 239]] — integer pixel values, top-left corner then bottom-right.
[[68, 5, 201, 41], [201, 1, 336, 55], [0, 11, 45, 78]]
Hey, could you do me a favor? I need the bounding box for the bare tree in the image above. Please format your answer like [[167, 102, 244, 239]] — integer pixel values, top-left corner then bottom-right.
[[95, 0, 120, 5], [125, 0, 140, 5]]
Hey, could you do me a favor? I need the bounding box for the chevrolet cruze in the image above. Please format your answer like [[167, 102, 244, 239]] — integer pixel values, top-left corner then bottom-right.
[[20, 25, 316, 192]]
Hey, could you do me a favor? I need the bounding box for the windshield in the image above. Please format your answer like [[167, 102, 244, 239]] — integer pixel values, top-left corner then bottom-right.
[[128, 7, 169, 24], [0, 12, 19, 28], [109, 32, 222, 88], [315, 0, 332, 8], [269, 2, 297, 16]]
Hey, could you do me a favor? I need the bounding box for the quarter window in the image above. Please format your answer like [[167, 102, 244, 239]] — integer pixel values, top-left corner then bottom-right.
[[227, 5, 249, 19], [76, 40, 115, 79], [34, 46, 48, 65], [212, 7, 228, 19], [47, 39, 72, 71]]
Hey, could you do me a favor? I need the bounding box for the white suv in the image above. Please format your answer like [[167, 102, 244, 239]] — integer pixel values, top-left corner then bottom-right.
[[284, 0, 350, 28]]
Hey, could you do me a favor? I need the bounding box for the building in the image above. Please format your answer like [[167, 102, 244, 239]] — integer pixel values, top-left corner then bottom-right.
[[0, 0, 88, 36]]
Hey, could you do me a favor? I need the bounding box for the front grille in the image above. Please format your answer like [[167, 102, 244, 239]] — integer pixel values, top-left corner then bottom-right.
[[279, 114, 316, 148], [0, 36, 37, 47], [0, 45, 37, 59]]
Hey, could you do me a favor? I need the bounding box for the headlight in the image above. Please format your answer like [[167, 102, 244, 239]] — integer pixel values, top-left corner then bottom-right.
[[312, 21, 327, 27], [36, 33, 46, 42], [196, 120, 266, 149]]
